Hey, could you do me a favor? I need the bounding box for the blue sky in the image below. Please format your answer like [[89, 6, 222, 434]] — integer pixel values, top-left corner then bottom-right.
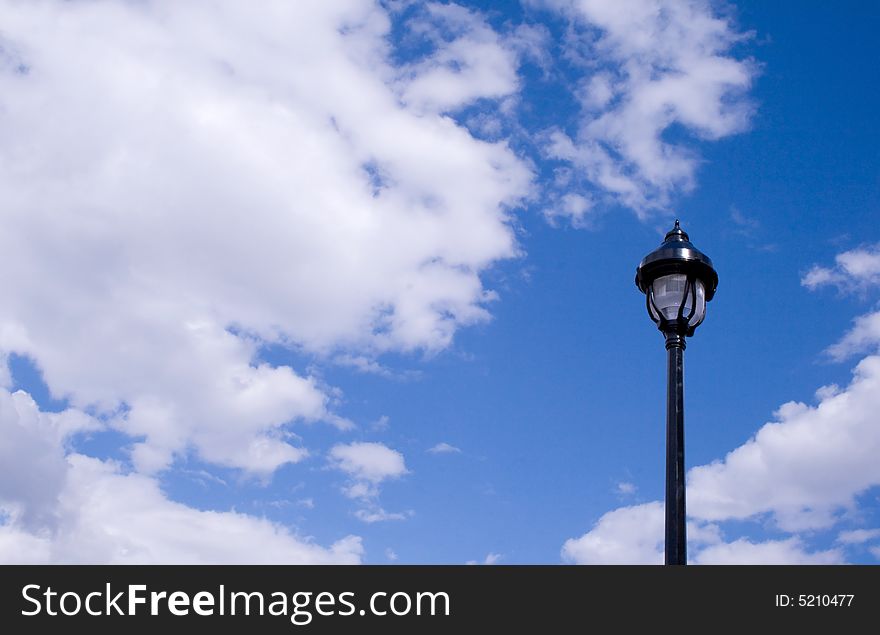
[[0, 0, 879, 564]]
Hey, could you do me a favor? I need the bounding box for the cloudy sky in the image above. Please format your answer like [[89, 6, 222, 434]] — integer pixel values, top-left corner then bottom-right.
[[0, 0, 878, 564]]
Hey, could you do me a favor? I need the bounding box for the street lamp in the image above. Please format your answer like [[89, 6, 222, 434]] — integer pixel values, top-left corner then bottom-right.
[[635, 220, 718, 565]]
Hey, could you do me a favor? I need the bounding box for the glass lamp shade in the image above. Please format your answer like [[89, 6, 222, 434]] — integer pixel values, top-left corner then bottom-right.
[[648, 274, 706, 326]]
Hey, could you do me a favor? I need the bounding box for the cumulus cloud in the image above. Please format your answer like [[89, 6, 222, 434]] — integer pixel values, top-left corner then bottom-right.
[[688, 355, 880, 531], [544, 193, 596, 228], [694, 538, 842, 565], [0, 0, 764, 563], [538, 0, 755, 213], [398, 3, 521, 114], [565, 353, 880, 562], [329, 441, 409, 522], [803, 246, 880, 358], [0, 386, 361, 564], [825, 312, 880, 361], [567, 240, 880, 563], [802, 244, 880, 292], [561, 501, 842, 565], [0, 0, 532, 478], [562, 502, 664, 564], [836, 528, 880, 545], [0, 389, 98, 530], [329, 442, 408, 486], [24, 456, 363, 564], [0, 0, 539, 562]]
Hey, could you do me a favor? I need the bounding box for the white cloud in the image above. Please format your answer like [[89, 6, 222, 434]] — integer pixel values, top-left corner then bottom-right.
[[0, 389, 98, 530], [398, 3, 521, 114], [427, 442, 462, 454], [329, 442, 408, 484], [0, 386, 361, 564], [694, 538, 842, 565], [484, 552, 502, 564], [837, 528, 880, 545], [562, 502, 664, 564], [565, 352, 880, 562], [0, 0, 532, 478], [840, 248, 880, 280], [538, 0, 755, 213], [467, 552, 502, 565], [561, 501, 841, 565], [871, 546, 880, 561], [802, 244, 880, 292], [0, 0, 764, 563], [385, 547, 398, 561], [801, 266, 841, 290], [688, 355, 880, 532], [545, 193, 596, 228], [567, 240, 880, 563], [38, 455, 362, 564], [329, 441, 409, 522], [0, 525, 51, 565], [826, 311, 880, 361]]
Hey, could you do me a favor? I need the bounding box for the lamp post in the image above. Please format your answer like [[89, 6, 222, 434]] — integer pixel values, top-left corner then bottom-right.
[[635, 220, 718, 565]]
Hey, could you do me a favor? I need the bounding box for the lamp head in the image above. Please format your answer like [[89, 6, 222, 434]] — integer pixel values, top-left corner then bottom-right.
[[635, 220, 718, 337]]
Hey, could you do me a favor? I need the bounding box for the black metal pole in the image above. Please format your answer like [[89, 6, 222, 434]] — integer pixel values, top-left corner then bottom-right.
[[664, 332, 686, 565]]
